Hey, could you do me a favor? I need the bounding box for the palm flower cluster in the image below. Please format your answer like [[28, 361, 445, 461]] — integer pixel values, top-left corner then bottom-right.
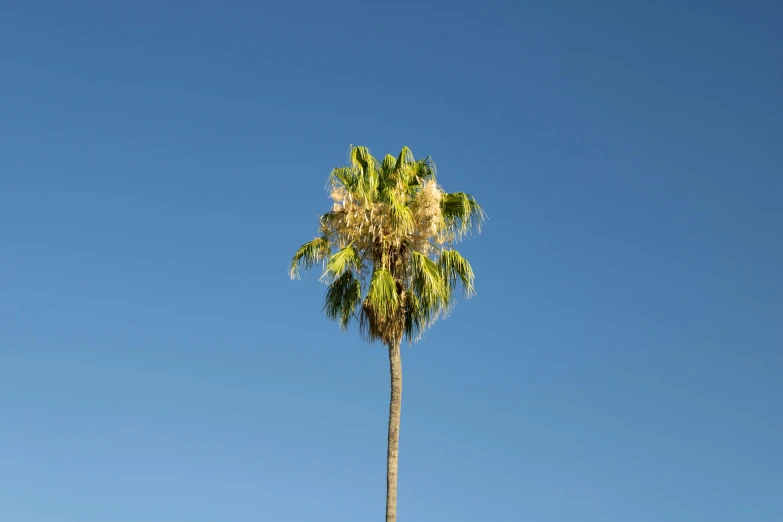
[[290, 146, 484, 347]]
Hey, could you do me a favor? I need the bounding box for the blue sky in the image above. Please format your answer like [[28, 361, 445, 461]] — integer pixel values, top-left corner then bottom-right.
[[1, 1, 781, 520]]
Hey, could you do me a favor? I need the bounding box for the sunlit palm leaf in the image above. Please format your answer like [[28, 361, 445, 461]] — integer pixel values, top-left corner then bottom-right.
[[350, 146, 379, 201], [386, 190, 414, 235], [410, 251, 448, 312], [290, 237, 331, 279], [324, 270, 362, 330], [330, 166, 356, 191], [395, 146, 414, 171], [411, 157, 436, 184], [403, 292, 425, 341], [438, 249, 475, 298], [366, 268, 399, 317], [322, 243, 361, 282], [382, 154, 396, 176], [441, 191, 485, 239]]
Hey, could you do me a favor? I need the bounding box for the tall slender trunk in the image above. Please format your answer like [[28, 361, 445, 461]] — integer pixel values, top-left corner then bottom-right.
[[386, 342, 402, 522]]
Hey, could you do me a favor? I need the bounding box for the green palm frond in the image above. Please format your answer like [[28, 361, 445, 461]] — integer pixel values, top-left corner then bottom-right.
[[322, 243, 361, 282], [382, 154, 396, 176], [411, 157, 436, 183], [329, 166, 356, 191], [349, 146, 379, 200], [379, 154, 397, 195], [441, 191, 485, 239], [438, 249, 475, 298], [324, 270, 362, 330], [319, 211, 339, 233], [395, 146, 414, 171], [403, 292, 425, 341], [350, 145, 374, 172], [290, 237, 331, 279], [366, 269, 399, 317], [410, 251, 448, 311], [385, 190, 414, 235]]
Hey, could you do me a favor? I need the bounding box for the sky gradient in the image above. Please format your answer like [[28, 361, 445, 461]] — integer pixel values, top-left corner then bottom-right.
[[1, 1, 782, 521]]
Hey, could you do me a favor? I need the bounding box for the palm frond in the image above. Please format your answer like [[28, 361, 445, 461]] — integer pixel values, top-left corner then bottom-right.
[[386, 189, 414, 235], [438, 249, 475, 298], [324, 270, 362, 330], [403, 292, 425, 342], [319, 211, 339, 233], [382, 154, 396, 176], [441, 191, 485, 239], [379, 154, 397, 195], [350, 145, 374, 171], [329, 166, 355, 190], [394, 146, 414, 171], [350, 146, 379, 201], [411, 157, 436, 184], [410, 251, 448, 311], [366, 268, 399, 317], [290, 237, 331, 279], [322, 243, 361, 282]]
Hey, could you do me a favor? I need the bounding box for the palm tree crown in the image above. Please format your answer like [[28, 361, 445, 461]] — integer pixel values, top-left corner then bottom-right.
[[290, 145, 484, 346]]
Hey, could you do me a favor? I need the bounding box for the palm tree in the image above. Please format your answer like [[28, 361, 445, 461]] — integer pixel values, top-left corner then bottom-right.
[[290, 145, 484, 522]]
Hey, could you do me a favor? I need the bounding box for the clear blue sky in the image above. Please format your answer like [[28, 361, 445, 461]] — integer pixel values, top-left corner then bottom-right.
[[1, 1, 781, 520]]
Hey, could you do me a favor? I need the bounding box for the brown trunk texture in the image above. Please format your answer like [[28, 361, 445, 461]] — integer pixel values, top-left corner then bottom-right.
[[386, 343, 402, 522]]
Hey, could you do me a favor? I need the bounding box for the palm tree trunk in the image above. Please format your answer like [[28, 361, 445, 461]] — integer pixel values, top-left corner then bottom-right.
[[386, 342, 402, 522]]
